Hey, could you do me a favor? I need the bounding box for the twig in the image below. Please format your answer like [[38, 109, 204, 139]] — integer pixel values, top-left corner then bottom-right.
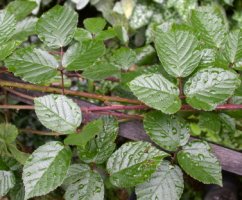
[[20, 129, 62, 136], [4, 88, 34, 100], [59, 46, 65, 95], [0, 80, 141, 104]]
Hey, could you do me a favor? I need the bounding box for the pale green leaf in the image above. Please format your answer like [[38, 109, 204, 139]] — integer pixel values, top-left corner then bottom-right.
[[72, 0, 89, 10], [106, 141, 168, 188], [64, 164, 104, 200], [36, 5, 78, 48], [0, 170, 15, 197], [0, 40, 19, 60], [13, 17, 38, 41], [155, 30, 201, 77], [74, 28, 92, 42], [177, 140, 222, 185], [135, 161, 184, 200], [34, 95, 82, 134], [78, 117, 118, 164], [0, 123, 18, 144], [0, 10, 16, 45], [6, 0, 37, 21], [5, 47, 59, 84], [129, 73, 181, 114], [224, 30, 242, 64], [64, 119, 103, 147], [84, 17, 106, 34], [110, 47, 136, 70], [184, 68, 241, 110], [82, 61, 120, 80], [190, 8, 226, 48], [198, 113, 221, 134], [8, 144, 29, 165], [95, 27, 116, 41], [23, 141, 72, 199], [63, 41, 105, 70], [144, 111, 190, 151]]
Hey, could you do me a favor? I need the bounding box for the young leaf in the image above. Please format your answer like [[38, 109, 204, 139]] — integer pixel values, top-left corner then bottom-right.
[[6, 0, 37, 21], [144, 111, 190, 151], [74, 28, 92, 42], [23, 141, 72, 199], [83, 17, 106, 34], [224, 30, 242, 65], [34, 95, 82, 134], [110, 47, 136, 70], [5, 47, 59, 84], [0, 124, 18, 144], [106, 141, 168, 188], [64, 119, 103, 147], [129, 73, 181, 114], [190, 8, 225, 48], [184, 68, 241, 110], [135, 161, 184, 200], [36, 5, 78, 48], [0, 40, 19, 60], [155, 30, 201, 77], [0, 170, 15, 197], [82, 61, 120, 80], [78, 117, 118, 164], [63, 41, 105, 70], [177, 140, 222, 186], [0, 10, 16, 45], [64, 164, 104, 200]]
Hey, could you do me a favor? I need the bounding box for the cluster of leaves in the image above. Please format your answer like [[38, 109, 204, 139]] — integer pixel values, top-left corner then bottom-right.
[[1, 0, 242, 199]]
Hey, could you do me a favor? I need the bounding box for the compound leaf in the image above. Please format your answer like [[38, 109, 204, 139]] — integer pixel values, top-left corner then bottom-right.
[[177, 140, 222, 185], [23, 141, 72, 199], [144, 111, 190, 151], [129, 73, 181, 114], [0, 170, 15, 197], [106, 141, 168, 188], [135, 161, 184, 200], [5, 47, 59, 84], [34, 95, 82, 134], [155, 30, 201, 77], [184, 68, 241, 110], [36, 5, 78, 48]]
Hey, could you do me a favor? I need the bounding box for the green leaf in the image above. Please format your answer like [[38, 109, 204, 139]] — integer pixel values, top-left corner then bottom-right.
[[198, 113, 221, 134], [63, 41, 105, 70], [135, 161, 184, 200], [13, 17, 38, 41], [8, 144, 29, 165], [34, 95, 82, 134], [9, 176, 25, 200], [144, 111, 190, 151], [64, 119, 103, 147], [0, 170, 15, 196], [6, 0, 37, 21], [36, 5, 78, 48], [78, 117, 118, 164], [82, 61, 120, 80], [0, 123, 18, 144], [184, 68, 241, 110], [224, 30, 242, 65], [23, 141, 72, 199], [177, 140, 222, 185], [155, 30, 201, 78], [219, 113, 236, 132], [64, 164, 104, 200], [106, 141, 168, 188], [110, 47, 136, 70], [190, 8, 225, 48], [5, 47, 59, 84], [0, 10, 16, 45], [0, 40, 19, 60], [84, 17, 106, 34], [74, 28, 92, 42], [129, 73, 181, 114]]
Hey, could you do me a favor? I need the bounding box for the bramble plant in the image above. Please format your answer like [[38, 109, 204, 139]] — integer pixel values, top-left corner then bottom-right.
[[1, 0, 242, 200]]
